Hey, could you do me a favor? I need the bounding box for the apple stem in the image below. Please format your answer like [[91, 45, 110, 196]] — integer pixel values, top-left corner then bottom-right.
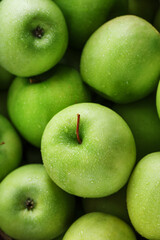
[[29, 78, 41, 84], [76, 114, 82, 144], [0, 142, 5, 145], [0, 229, 12, 240]]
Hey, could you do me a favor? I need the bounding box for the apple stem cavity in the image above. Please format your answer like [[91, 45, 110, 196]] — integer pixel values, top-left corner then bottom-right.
[[33, 26, 44, 39], [26, 198, 34, 211], [76, 113, 82, 144], [0, 142, 5, 145]]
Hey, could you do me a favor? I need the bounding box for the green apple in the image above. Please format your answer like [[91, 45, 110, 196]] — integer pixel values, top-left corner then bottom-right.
[[41, 103, 136, 198], [128, 0, 159, 22], [0, 0, 68, 77], [53, 0, 115, 49], [82, 186, 130, 223], [113, 94, 160, 161], [127, 152, 160, 239], [0, 66, 13, 90], [63, 212, 137, 240], [0, 114, 22, 182], [154, 8, 160, 32], [0, 164, 75, 240], [81, 15, 160, 104], [7, 65, 91, 147]]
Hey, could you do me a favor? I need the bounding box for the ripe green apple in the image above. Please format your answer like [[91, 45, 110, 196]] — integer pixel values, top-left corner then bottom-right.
[[0, 0, 68, 77], [82, 186, 130, 223], [154, 8, 160, 32], [113, 94, 160, 161], [0, 114, 22, 182], [7, 65, 91, 147], [81, 15, 160, 104], [127, 152, 160, 239], [0, 164, 75, 240], [128, 0, 159, 22], [53, 0, 115, 49], [41, 103, 136, 198], [0, 66, 13, 90], [63, 212, 137, 240]]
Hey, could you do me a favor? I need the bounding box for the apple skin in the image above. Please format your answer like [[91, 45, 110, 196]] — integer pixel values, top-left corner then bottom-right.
[[0, 164, 75, 240], [0, 66, 14, 90], [7, 65, 91, 147], [113, 94, 160, 161], [0, 0, 68, 77], [0, 114, 22, 182], [41, 103, 136, 198], [62, 212, 137, 240], [82, 186, 130, 223], [53, 0, 115, 49], [127, 152, 160, 239], [81, 15, 160, 104]]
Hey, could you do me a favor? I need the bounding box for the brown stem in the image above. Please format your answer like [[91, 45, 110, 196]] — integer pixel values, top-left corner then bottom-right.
[[0, 229, 12, 240], [29, 78, 41, 84], [76, 114, 82, 144], [0, 142, 5, 145]]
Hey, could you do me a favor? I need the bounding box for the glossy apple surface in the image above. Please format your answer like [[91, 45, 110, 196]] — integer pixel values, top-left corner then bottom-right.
[[81, 15, 160, 103], [41, 103, 136, 198], [63, 212, 137, 240], [127, 152, 160, 239], [54, 0, 115, 49], [0, 164, 75, 240], [0, 114, 22, 181], [8, 65, 91, 147], [0, 0, 68, 77]]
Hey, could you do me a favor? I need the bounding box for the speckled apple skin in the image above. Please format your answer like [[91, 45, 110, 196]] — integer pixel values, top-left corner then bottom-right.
[[41, 103, 136, 198], [0, 115, 22, 181], [0, 0, 68, 77], [7, 65, 91, 147], [0, 164, 75, 240], [127, 152, 160, 240], [63, 212, 137, 240], [81, 15, 160, 104]]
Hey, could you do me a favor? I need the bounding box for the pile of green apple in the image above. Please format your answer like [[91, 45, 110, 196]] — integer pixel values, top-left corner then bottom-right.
[[0, 0, 160, 239]]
